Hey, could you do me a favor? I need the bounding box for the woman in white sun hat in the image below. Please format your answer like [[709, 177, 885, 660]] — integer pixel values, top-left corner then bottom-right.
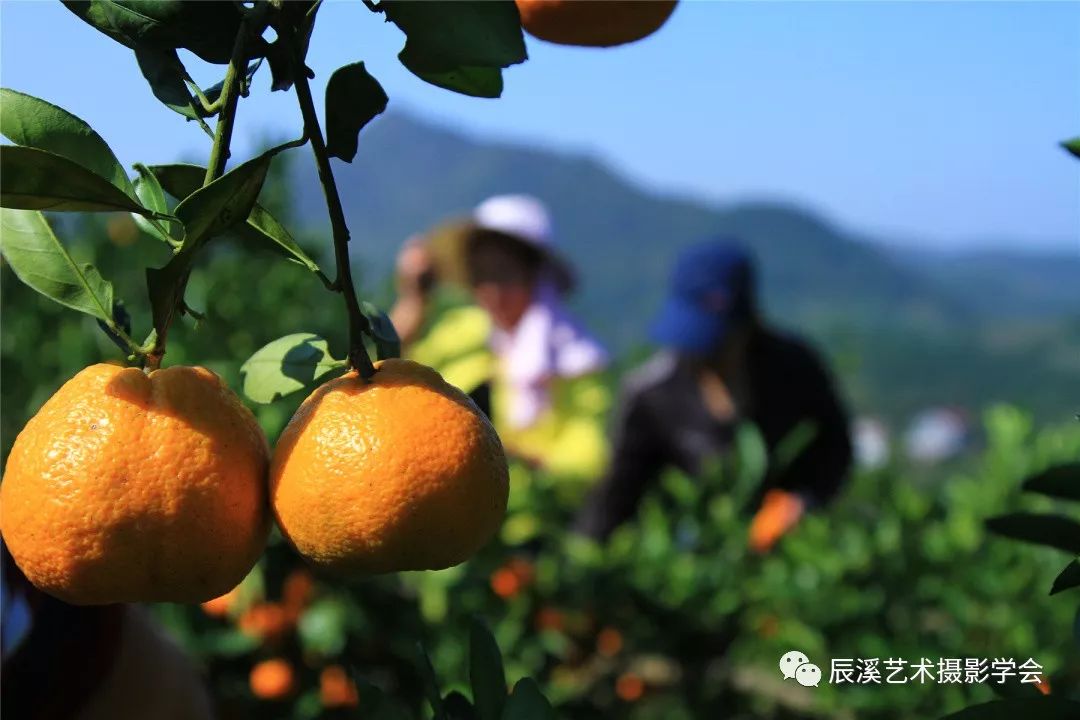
[[391, 194, 611, 492]]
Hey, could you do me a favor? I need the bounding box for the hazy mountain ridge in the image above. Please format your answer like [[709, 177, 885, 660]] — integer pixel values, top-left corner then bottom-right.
[[285, 111, 1078, 421]]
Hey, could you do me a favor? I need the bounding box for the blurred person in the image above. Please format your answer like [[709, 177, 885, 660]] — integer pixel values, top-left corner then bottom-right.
[[391, 194, 611, 491], [574, 239, 852, 550], [1, 542, 214, 720]]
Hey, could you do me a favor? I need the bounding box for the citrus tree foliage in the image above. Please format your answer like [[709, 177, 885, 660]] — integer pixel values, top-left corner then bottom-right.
[[1, 1, 548, 715]]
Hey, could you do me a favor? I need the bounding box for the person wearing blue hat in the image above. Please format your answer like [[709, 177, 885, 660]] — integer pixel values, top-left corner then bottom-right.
[[575, 239, 852, 549]]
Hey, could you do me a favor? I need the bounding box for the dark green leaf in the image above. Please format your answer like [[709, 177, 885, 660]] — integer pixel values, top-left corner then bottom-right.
[[416, 643, 447, 720], [1051, 558, 1080, 595], [62, 1, 244, 64], [361, 302, 401, 360], [986, 513, 1080, 554], [325, 63, 388, 162], [940, 697, 1080, 720], [382, 1, 526, 68], [1023, 463, 1080, 501], [1, 146, 153, 214], [145, 258, 190, 353], [399, 51, 503, 98], [383, 0, 524, 98], [0, 209, 114, 321], [148, 162, 321, 272], [501, 679, 555, 720], [444, 691, 479, 720], [133, 45, 208, 127], [96, 298, 133, 354], [1063, 137, 1080, 160], [0, 88, 134, 196], [470, 618, 507, 720], [240, 333, 346, 404], [132, 163, 180, 244], [173, 143, 294, 252]]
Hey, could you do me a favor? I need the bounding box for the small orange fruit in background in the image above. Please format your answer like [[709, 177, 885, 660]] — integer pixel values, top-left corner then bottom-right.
[[320, 665, 360, 708], [201, 585, 241, 618], [282, 567, 315, 614], [615, 672, 646, 702], [0, 363, 269, 605], [250, 658, 295, 700], [238, 602, 294, 643], [516, 0, 677, 48], [596, 626, 624, 657], [270, 359, 509, 574]]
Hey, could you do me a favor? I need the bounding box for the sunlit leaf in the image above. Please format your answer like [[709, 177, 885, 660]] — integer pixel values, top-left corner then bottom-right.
[[1, 146, 153, 214], [0, 208, 114, 322], [240, 333, 346, 404], [148, 162, 321, 272], [0, 88, 134, 196]]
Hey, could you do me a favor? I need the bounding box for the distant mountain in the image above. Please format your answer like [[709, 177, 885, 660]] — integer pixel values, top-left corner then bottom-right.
[[286, 111, 1079, 422], [888, 247, 1080, 320]]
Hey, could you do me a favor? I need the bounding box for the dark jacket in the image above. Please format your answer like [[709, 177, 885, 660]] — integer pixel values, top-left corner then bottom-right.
[[575, 327, 852, 540]]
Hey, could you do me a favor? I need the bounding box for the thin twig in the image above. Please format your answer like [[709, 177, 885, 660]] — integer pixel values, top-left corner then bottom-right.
[[288, 30, 375, 378]]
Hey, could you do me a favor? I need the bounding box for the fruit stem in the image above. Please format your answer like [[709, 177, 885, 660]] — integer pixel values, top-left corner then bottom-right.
[[287, 30, 376, 380], [145, 8, 264, 372]]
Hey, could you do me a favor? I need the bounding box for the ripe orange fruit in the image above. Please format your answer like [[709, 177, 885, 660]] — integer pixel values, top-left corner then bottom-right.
[[238, 602, 294, 643], [0, 363, 269, 605], [270, 359, 508, 574], [596, 626, 624, 657], [748, 489, 805, 553], [516, 0, 677, 47], [320, 665, 360, 708], [202, 585, 241, 618], [615, 672, 646, 702], [535, 607, 566, 632], [250, 658, 295, 700], [282, 568, 315, 613]]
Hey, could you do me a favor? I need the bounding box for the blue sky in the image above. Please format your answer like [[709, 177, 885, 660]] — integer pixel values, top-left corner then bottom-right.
[[2, 1, 1078, 251]]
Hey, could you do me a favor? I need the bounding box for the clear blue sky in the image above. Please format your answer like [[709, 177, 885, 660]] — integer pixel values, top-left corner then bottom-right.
[[2, 1, 1078, 251]]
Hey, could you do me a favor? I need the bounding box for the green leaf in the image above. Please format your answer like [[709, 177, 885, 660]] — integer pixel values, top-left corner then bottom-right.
[[131, 163, 180, 244], [133, 45, 209, 128], [148, 162, 321, 273], [469, 618, 507, 720], [1051, 558, 1080, 595], [1023, 463, 1080, 501], [62, 1, 244, 65], [361, 302, 401, 360], [444, 691, 479, 720], [501, 678, 555, 720], [940, 697, 1080, 720], [383, 1, 526, 69], [0, 146, 153, 214], [0, 88, 134, 196], [416, 643, 447, 720], [986, 513, 1080, 554], [383, 0, 525, 98], [0, 209, 114, 321], [173, 144, 292, 253], [240, 333, 346, 404], [399, 53, 503, 98], [325, 63, 389, 162], [1063, 137, 1080, 160], [297, 598, 348, 656]]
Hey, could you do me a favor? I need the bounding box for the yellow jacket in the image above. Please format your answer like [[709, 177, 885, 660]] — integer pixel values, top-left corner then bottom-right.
[[409, 304, 611, 489]]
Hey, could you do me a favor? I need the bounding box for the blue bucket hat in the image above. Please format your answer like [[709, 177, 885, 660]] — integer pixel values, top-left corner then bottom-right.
[[649, 239, 756, 353]]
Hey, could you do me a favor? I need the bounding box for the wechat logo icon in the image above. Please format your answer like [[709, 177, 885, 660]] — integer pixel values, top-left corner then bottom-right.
[[779, 650, 822, 687]]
